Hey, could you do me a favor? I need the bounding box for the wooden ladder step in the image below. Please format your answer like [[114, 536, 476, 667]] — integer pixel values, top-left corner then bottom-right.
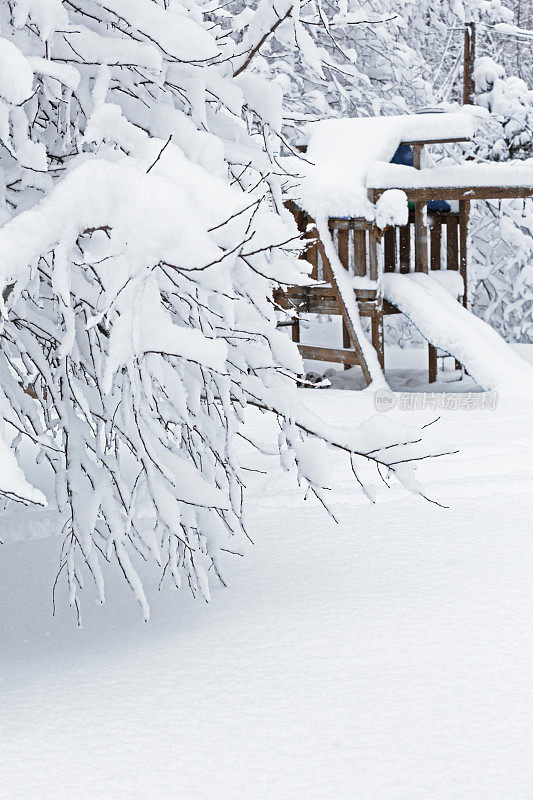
[[298, 344, 362, 366]]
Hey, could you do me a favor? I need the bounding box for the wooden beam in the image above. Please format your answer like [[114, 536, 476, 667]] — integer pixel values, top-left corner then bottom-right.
[[298, 344, 361, 366], [372, 185, 533, 202], [296, 136, 471, 154], [329, 218, 371, 231], [401, 137, 470, 146]]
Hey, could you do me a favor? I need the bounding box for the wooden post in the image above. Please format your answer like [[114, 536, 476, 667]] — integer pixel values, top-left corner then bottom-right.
[[368, 225, 379, 281], [353, 230, 367, 277], [413, 145, 429, 274], [463, 23, 476, 106], [459, 199, 470, 308], [337, 228, 351, 369], [414, 201, 429, 271], [369, 226, 384, 369]]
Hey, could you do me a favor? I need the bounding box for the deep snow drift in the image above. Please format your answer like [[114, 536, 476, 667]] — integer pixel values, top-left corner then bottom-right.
[[1, 383, 532, 800]]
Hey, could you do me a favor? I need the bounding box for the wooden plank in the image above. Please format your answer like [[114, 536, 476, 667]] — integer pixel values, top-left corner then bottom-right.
[[430, 219, 442, 270], [372, 186, 533, 202], [384, 227, 396, 272], [446, 216, 459, 270], [273, 287, 340, 316], [414, 200, 429, 273], [353, 229, 367, 277], [298, 344, 361, 366], [329, 218, 370, 231], [459, 198, 470, 307], [368, 227, 379, 281], [337, 228, 349, 270], [399, 224, 411, 273]]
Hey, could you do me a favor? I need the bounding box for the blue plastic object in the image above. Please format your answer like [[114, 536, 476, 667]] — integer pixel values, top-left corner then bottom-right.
[[391, 145, 451, 214]]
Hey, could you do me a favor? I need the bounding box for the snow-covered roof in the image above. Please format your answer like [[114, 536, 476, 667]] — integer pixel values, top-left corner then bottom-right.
[[296, 112, 478, 220], [368, 162, 533, 190]]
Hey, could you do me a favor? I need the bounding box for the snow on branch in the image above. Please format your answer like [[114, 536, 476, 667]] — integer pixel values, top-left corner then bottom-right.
[[0, 0, 448, 623]]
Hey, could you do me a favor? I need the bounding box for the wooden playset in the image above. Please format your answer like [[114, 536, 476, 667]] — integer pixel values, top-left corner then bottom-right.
[[275, 114, 533, 386]]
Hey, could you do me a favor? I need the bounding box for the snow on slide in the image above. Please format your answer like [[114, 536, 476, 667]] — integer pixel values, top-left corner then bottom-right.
[[382, 272, 533, 394]]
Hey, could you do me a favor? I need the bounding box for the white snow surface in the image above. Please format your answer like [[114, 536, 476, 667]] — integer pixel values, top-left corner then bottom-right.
[[1, 386, 533, 799], [382, 272, 533, 393], [296, 112, 477, 219]]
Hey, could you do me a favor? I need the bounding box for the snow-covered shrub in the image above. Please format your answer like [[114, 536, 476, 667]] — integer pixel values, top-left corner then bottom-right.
[[0, 0, 436, 621]]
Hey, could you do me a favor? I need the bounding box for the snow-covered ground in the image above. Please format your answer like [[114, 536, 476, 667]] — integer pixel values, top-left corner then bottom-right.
[[2, 373, 533, 799]]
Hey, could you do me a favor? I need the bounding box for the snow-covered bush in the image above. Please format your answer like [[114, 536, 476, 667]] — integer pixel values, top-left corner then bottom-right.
[[0, 0, 437, 621]]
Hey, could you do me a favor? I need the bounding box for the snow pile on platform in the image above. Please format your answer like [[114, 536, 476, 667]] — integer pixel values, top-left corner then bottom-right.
[[296, 112, 477, 219], [368, 162, 533, 189]]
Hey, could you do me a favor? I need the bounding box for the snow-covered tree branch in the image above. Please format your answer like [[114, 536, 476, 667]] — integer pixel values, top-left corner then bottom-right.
[[0, 0, 450, 621]]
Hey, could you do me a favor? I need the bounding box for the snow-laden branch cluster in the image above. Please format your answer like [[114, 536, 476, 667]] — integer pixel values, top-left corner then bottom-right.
[[0, 0, 449, 621]]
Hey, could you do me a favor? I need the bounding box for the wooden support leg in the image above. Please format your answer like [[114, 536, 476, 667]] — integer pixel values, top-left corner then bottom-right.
[[342, 319, 351, 370], [428, 344, 438, 383], [371, 312, 384, 371], [317, 237, 372, 386]]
